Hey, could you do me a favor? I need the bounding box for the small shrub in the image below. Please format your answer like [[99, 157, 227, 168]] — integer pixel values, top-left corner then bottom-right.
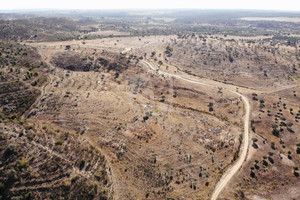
[[4, 145, 15, 158], [250, 171, 256, 178], [0, 181, 4, 193], [271, 142, 276, 150], [64, 132, 69, 140], [18, 157, 29, 170], [262, 160, 268, 167], [272, 128, 280, 137], [143, 116, 149, 122], [80, 158, 86, 169], [71, 175, 80, 183], [252, 143, 258, 149], [268, 152, 274, 156], [268, 157, 274, 164], [55, 139, 63, 146], [24, 191, 33, 200]]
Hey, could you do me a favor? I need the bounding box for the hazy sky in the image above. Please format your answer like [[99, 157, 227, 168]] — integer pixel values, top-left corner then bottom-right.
[[1, 0, 300, 11]]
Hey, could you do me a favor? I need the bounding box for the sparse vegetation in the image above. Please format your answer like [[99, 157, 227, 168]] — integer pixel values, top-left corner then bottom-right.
[[0, 8, 299, 200]]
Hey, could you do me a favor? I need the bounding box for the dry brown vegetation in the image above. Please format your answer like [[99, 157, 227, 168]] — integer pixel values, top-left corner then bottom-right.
[[0, 10, 300, 200], [220, 87, 300, 200], [27, 43, 243, 199], [0, 42, 47, 119], [0, 122, 111, 200], [0, 42, 111, 200], [148, 34, 299, 90]]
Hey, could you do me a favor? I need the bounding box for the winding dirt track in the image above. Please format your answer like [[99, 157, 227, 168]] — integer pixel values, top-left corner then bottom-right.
[[141, 60, 250, 200]]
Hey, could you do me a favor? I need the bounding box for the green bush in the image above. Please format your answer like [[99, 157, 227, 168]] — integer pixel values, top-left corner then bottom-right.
[[24, 191, 33, 200], [55, 139, 64, 146], [18, 157, 29, 170], [0, 181, 4, 193]]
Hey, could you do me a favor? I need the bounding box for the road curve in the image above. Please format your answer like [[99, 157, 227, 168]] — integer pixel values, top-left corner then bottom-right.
[[141, 60, 250, 200]]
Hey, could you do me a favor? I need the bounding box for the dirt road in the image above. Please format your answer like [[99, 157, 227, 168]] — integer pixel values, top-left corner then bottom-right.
[[141, 60, 250, 200]]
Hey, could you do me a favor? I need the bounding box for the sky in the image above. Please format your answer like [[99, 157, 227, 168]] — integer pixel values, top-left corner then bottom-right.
[[1, 0, 300, 11]]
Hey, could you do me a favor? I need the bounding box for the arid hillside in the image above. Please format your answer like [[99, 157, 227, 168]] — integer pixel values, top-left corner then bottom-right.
[[1, 9, 300, 200], [0, 42, 111, 200], [0, 122, 111, 200], [18, 39, 246, 199], [142, 34, 300, 90]]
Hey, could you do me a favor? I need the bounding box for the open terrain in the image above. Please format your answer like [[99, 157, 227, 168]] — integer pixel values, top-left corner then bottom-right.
[[0, 9, 299, 200]]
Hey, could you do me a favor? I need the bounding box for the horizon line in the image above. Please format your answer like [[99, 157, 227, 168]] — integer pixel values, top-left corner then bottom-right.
[[1, 8, 300, 12]]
